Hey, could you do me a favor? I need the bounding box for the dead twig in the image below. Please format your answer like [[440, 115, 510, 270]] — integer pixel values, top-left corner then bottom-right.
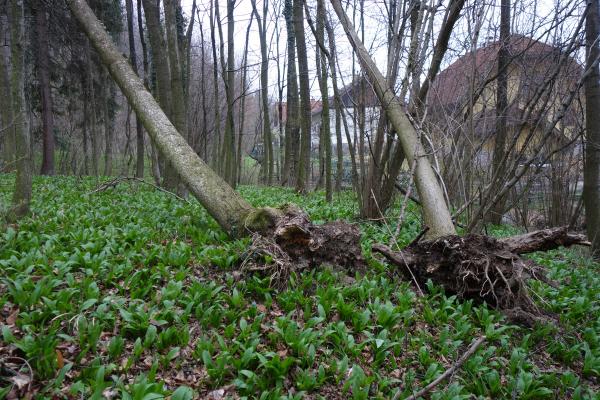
[[395, 336, 486, 400], [87, 176, 191, 204]]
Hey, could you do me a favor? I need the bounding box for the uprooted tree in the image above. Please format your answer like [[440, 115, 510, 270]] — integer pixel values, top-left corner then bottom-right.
[[66, 0, 590, 325]]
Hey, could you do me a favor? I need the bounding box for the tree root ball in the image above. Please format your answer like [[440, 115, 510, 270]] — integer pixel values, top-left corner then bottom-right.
[[373, 233, 577, 326], [239, 206, 365, 287]]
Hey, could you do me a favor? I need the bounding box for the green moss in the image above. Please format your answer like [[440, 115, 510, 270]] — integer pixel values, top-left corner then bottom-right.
[[243, 206, 284, 233]]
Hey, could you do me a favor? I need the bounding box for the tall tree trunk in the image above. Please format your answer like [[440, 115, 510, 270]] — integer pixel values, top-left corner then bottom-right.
[[67, 0, 255, 236], [584, 0, 600, 257], [251, 0, 274, 186], [138, 0, 161, 184], [237, 11, 254, 185], [316, 0, 332, 201], [35, 0, 55, 176], [103, 72, 115, 176], [126, 0, 145, 178], [8, 0, 32, 220], [282, 0, 299, 187], [209, 0, 222, 173], [329, 0, 456, 238], [142, 0, 177, 189], [294, 0, 312, 193], [82, 72, 90, 175], [0, 14, 15, 173], [486, 0, 511, 225], [86, 43, 100, 177], [164, 0, 187, 192], [220, 0, 237, 186], [324, 13, 346, 192]]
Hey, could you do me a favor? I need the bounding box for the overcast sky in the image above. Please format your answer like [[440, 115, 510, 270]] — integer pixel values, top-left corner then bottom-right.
[[177, 0, 583, 101]]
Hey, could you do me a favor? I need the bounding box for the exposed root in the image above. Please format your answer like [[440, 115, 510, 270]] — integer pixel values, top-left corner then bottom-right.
[[372, 232, 586, 327], [239, 207, 366, 287], [240, 208, 587, 327], [239, 234, 295, 290]]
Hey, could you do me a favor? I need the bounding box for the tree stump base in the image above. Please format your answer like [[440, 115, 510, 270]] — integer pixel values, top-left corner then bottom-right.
[[240, 206, 365, 288]]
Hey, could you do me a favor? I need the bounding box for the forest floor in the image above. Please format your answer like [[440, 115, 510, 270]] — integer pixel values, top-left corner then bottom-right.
[[0, 174, 598, 399]]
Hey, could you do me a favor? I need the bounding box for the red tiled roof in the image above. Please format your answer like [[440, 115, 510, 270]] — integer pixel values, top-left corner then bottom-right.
[[429, 34, 580, 109]]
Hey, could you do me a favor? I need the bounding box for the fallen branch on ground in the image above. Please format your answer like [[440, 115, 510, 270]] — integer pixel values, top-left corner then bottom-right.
[[394, 336, 486, 400]]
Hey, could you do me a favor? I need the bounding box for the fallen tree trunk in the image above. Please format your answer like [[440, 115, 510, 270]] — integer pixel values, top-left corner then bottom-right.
[[68, 0, 592, 328], [373, 227, 590, 326], [67, 0, 253, 237], [65, 0, 366, 267], [499, 226, 591, 254]]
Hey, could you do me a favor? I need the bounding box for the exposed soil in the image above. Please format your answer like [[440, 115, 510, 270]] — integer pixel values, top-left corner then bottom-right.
[[243, 206, 589, 327], [373, 228, 589, 326]]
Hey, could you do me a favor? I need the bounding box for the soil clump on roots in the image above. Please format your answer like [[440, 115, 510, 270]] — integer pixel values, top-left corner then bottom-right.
[[241, 206, 589, 326]]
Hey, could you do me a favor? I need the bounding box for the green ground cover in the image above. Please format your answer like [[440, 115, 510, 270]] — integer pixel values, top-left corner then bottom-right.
[[0, 175, 598, 399]]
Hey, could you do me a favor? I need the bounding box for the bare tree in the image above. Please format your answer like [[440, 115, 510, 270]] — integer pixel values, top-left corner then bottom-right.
[[251, 0, 274, 185], [293, 0, 312, 193], [125, 0, 144, 178], [329, 0, 456, 238], [282, 0, 300, 187], [7, 0, 32, 220], [35, 0, 55, 176], [584, 0, 600, 256]]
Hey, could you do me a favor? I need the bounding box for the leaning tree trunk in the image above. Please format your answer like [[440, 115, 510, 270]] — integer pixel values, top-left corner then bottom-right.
[[67, 0, 253, 236], [66, 0, 367, 273], [329, 0, 455, 239]]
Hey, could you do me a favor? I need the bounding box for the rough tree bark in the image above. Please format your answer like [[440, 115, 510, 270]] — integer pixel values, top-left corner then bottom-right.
[[251, 0, 274, 186], [218, 0, 237, 186], [0, 14, 15, 173], [293, 0, 312, 193], [584, 0, 600, 258], [329, 0, 456, 239], [142, 0, 178, 189], [8, 0, 32, 220], [125, 0, 144, 178], [282, 0, 300, 187], [103, 70, 115, 176], [164, 0, 187, 192], [209, 0, 221, 173], [316, 0, 332, 201], [35, 0, 55, 176]]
